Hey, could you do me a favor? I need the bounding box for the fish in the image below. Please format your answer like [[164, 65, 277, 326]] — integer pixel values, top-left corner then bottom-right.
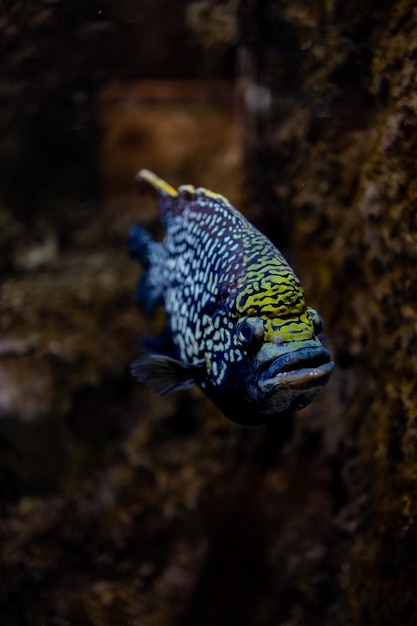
[[129, 170, 334, 425]]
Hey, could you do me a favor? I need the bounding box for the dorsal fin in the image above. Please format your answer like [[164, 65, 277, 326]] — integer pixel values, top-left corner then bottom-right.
[[178, 184, 231, 207], [136, 170, 241, 224], [136, 170, 179, 223], [136, 169, 178, 199]]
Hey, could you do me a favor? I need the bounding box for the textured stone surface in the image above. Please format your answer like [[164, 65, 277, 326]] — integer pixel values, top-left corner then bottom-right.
[[239, 0, 417, 623]]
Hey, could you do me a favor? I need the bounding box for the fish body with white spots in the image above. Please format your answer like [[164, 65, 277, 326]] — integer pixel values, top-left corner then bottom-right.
[[129, 170, 334, 425]]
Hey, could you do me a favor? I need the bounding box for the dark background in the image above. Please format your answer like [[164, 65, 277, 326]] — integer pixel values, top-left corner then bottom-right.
[[0, 1, 416, 624]]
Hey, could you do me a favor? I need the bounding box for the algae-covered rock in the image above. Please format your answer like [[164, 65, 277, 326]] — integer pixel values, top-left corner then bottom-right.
[[239, 0, 417, 623]]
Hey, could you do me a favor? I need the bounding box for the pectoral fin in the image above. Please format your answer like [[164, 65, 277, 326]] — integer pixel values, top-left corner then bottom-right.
[[131, 354, 204, 396]]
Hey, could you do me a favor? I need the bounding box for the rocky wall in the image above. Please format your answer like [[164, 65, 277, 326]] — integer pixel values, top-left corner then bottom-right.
[[238, 0, 417, 623]]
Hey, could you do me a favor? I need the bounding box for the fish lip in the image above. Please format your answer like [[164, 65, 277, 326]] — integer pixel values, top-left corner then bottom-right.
[[258, 347, 334, 393]]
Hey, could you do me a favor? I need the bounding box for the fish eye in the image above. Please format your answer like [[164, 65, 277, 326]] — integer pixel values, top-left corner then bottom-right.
[[307, 308, 323, 335], [236, 317, 264, 345]]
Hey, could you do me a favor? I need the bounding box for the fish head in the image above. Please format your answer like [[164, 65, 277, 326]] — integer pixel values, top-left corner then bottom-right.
[[210, 256, 335, 424], [253, 308, 333, 411], [211, 306, 334, 425]]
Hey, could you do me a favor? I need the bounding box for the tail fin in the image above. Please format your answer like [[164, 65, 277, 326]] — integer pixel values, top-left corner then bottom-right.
[[128, 224, 155, 264]]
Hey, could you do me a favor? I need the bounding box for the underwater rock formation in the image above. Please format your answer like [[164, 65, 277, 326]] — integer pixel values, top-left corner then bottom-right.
[[239, 0, 417, 623]]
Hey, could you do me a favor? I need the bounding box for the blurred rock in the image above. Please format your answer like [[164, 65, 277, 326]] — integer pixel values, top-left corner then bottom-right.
[[13, 232, 59, 271], [98, 79, 244, 208]]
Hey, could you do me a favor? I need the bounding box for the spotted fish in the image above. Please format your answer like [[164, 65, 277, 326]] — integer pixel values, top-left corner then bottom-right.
[[129, 170, 334, 425]]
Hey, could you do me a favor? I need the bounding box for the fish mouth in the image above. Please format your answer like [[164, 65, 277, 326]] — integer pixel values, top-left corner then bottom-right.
[[258, 347, 334, 394]]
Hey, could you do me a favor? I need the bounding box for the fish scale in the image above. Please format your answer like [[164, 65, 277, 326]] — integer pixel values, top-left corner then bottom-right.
[[129, 170, 334, 425]]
